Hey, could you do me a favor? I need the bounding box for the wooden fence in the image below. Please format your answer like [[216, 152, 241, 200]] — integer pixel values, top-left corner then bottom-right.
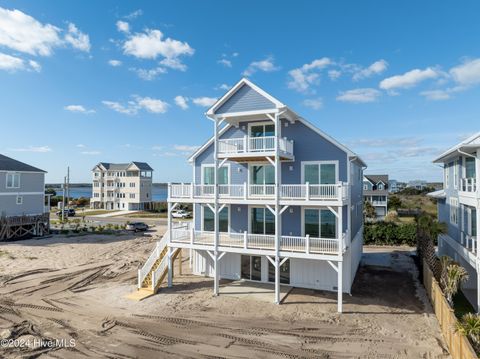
[[422, 259, 477, 358]]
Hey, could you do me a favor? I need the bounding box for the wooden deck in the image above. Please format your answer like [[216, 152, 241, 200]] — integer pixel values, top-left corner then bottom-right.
[[0, 213, 50, 241]]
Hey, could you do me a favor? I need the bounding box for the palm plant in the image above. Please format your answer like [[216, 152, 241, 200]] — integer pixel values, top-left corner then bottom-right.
[[455, 313, 480, 351], [439, 255, 453, 290], [442, 262, 469, 307]]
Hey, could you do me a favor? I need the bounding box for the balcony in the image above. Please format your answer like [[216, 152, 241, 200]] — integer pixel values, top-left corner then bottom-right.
[[170, 228, 344, 256], [460, 178, 477, 193], [370, 200, 387, 206], [169, 183, 348, 203], [217, 136, 294, 161]]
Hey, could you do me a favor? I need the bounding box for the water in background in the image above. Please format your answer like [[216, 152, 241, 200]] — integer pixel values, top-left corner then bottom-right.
[[53, 184, 168, 201]]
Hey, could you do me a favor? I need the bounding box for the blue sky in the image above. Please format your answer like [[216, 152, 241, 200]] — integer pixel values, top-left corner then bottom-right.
[[1, 1, 480, 183]]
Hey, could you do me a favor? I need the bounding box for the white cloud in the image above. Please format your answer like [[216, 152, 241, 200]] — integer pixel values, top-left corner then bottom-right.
[[302, 98, 323, 110], [136, 96, 169, 114], [159, 57, 187, 71], [116, 20, 130, 34], [348, 137, 422, 148], [192, 97, 217, 107], [379, 67, 438, 90], [336, 88, 381, 103], [243, 56, 280, 76], [287, 57, 332, 93], [420, 89, 451, 101], [76, 144, 86, 148], [64, 104, 95, 114], [0, 7, 62, 56], [122, 29, 194, 70], [64, 22, 90, 52], [218, 58, 232, 67], [0, 52, 40, 72], [450, 58, 480, 87], [9, 146, 52, 153], [151, 145, 163, 151], [108, 59, 122, 67], [328, 69, 341, 80], [130, 66, 167, 80], [81, 150, 101, 155], [103, 96, 169, 115], [124, 9, 143, 20], [174, 95, 189, 110], [174, 145, 199, 152], [215, 83, 230, 91], [102, 100, 138, 115], [353, 59, 388, 81]]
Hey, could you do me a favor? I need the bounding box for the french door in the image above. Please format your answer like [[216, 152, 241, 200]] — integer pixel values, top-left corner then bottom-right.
[[250, 164, 275, 196], [304, 208, 336, 238], [249, 123, 275, 151], [251, 207, 275, 235]]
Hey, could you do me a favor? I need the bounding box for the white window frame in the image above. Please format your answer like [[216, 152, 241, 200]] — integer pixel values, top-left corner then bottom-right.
[[247, 162, 275, 187], [445, 164, 450, 189], [450, 197, 458, 227], [377, 182, 384, 190], [16, 195, 23, 205], [6, 173, 21, 189], [301, 160, 339, 184], [247, 121, 275, 138], [201, 204, 230, 232], [247, 205, 275, 235], [201, 163, 230, 185], [300, 207, 338, 238]]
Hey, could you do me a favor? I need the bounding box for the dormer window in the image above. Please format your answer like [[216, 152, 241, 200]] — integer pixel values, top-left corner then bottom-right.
[[378, 183, 384, 190]]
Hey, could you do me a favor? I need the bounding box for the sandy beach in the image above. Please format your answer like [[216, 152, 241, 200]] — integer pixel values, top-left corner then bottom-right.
[[0, 230, 449, 358]]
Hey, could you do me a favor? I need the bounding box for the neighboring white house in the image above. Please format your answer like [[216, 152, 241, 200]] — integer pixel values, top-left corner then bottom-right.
[[0, 154, 49, 240], [137, 78, 366, 313], [408, 180, 428, 190], [90, 162, 153, 211], [429, 133, 480, 312]]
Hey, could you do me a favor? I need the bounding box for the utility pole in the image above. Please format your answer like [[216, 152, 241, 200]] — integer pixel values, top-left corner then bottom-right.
[[66, 166, 70, 210], [62, 175, 66, 222]]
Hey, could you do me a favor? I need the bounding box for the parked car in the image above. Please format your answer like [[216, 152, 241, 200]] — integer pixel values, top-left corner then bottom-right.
[[56, 208, 76, 217], [126, 222, 149, 232], [171, 210, 191, 218]]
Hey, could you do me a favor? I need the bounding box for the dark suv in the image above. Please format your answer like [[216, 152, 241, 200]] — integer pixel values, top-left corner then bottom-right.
[[56, 208, 76, 217]]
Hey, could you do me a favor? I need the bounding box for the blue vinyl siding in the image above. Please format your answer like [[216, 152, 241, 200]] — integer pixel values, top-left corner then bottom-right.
[[215, 84, 276, 114]]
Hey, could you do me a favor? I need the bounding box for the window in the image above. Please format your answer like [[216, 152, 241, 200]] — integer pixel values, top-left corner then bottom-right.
[[250, 164, 275, 195], [129, 193, 135, 199], [202, 165, 229, 185], [449, 198, 458, 226], [16, 195, 23, 205], [304, 208, 337, 238], [466, 157, 476, 179], [302, 162, 337, 185], [472, 209, 477, 237], [377, 183, 384, 190], [130, 183, 135, 188], [250, 207, 275, 235], [363, 184, 368, 191], [203, 206, 229, 232], [250, 123, 274, 137], [6, 173, 20, 188]]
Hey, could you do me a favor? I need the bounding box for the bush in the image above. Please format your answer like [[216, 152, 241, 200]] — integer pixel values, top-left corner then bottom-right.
[[364, 221, 417, 246], [384, 210, 398, 222]]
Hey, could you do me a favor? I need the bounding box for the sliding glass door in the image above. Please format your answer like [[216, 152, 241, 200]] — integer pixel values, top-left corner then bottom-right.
[[304, 208, 337, 238], [251, 207, 275, 235], [249, 123, 275, 151], [241, 255, 262, 281], [203, 206, 229, 232], [268, 259, 290, 284], [250, 164, 275, 196]]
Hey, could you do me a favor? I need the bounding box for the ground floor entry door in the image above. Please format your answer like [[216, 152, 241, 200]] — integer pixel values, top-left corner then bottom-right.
[[241, 255, 262, 281]]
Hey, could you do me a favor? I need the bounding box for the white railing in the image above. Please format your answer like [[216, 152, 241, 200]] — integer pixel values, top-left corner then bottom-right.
[[169, 229, 342, 255], [217, 136, 294, 157], [249, 184, 276, 197], [137, 223, 190, 288], [170, 182, 347, 201], [461, 177, 477, 193], [151, 252, 168, 290], [371, 200, 387, 206]]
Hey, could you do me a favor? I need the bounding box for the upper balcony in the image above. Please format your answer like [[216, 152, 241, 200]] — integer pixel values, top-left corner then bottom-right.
[[459, 178, 479, 205], [218, 136, 294, 161], [169, 182, 348, 205]]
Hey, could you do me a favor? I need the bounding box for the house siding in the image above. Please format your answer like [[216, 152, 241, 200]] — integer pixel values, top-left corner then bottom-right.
[[215, 84, 276, 114], [0, 171, 45, 217]]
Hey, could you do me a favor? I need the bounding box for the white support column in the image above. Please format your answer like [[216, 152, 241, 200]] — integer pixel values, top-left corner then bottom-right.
[[337, 206, 343, 252], [213, 117, 220, 297], [338, 261, 343, 313], [167, 246, 173, 287], [274, 111, 281, 304]]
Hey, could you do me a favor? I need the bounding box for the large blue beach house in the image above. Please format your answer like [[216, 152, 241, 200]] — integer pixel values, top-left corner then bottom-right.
[[140, 79, 366, 312]]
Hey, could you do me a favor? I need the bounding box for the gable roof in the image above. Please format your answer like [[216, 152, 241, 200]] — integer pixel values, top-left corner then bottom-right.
[[93, 162, 153, 171], [433, 132, 480, 163], [190, 79, 366, 167], [0, 154, 46, 173], [207, 78, 285, 116], [364, 175, 388, 185]]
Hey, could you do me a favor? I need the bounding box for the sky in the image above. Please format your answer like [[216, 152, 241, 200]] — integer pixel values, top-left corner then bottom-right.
[[1, 1, 480, 183]]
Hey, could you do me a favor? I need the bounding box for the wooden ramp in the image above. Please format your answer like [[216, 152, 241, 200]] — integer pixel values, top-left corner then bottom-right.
[[125, 288, 154, 301]]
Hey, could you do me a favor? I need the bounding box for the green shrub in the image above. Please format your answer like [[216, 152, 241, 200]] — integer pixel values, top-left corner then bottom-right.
[[364, 221, 417, 246]]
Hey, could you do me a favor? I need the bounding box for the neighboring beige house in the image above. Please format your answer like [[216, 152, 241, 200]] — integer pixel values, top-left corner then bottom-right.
[[90, 162, 153, 210]]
